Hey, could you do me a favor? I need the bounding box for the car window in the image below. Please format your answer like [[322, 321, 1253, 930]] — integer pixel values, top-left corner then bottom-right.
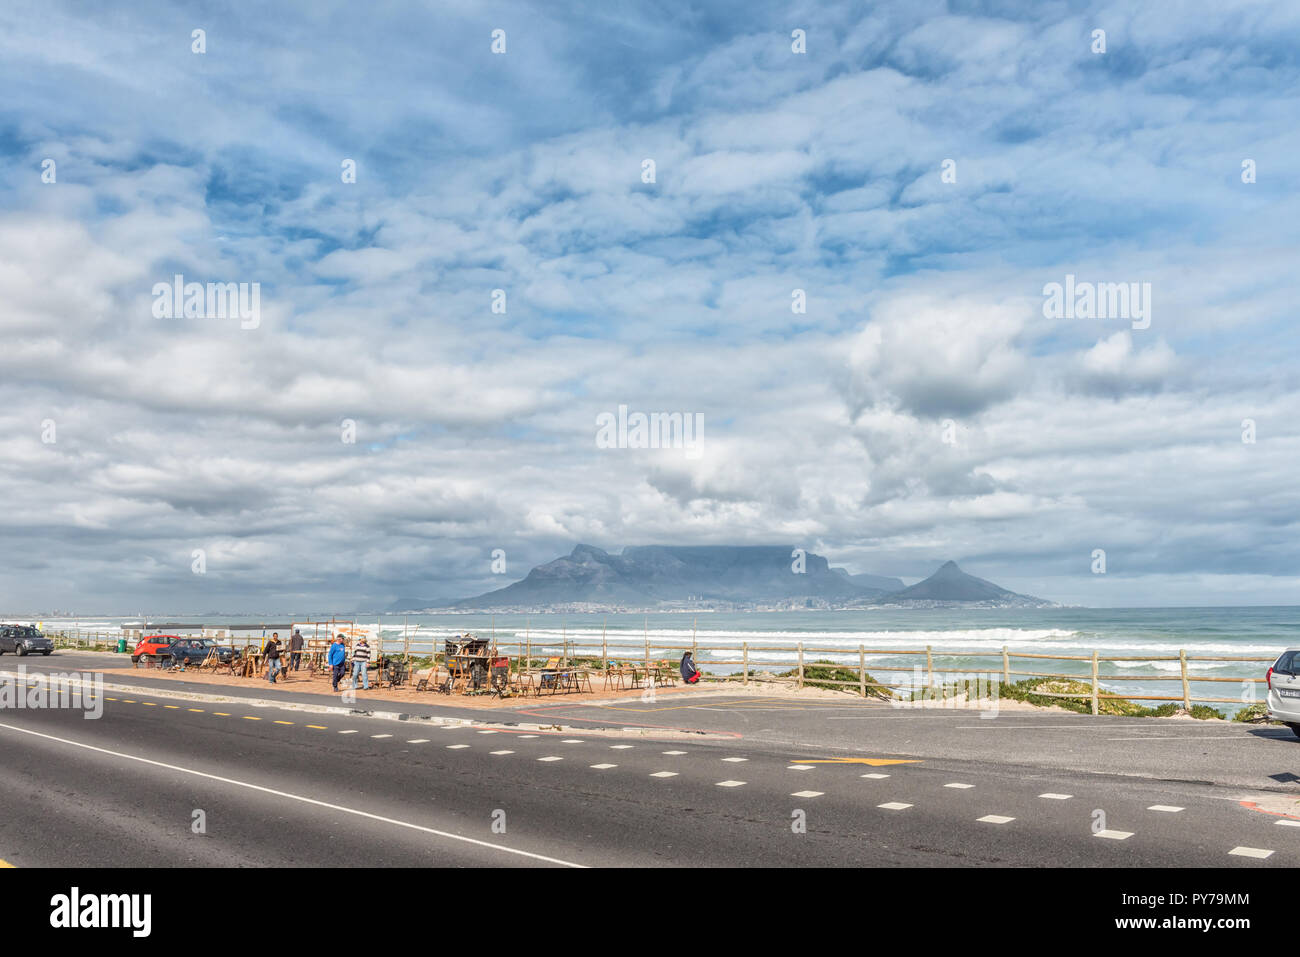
[[1275, 651, 1298, 674]]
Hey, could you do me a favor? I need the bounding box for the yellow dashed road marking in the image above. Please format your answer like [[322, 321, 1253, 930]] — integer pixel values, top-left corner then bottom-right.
[[796, 757, 923, 766], [213, 712, 231, 716], [274, 720, 293, 725], [306, 725, 327, 729], [164, 705, 179, 709], [188, 708, 204, 712], [0, 858, 13, 868], [242, 716, 261, 721], [142, 702, 157, 707]]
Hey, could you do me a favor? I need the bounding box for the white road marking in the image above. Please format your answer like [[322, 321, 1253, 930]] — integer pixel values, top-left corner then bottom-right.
[[1039, 793, 1073, 800], [722, 757, 747, 763], [716, 780, 746, 787], [1148, 805, 1184, 813], [477, 730, 499, 735], [860, 773, 890, 780], [791, 790, 823, 798], [538, 756, 563, 762], [662, 750, 686, 755], [561, 739, 584, 743], [338, 730, 358, 734], [490, 750, 514, 756], [787, 765, 815, 771], [446, 744, 469, 750], [590, 763, 617, 770], [1229, 846, 1273, 859], [406, 739, 429, 744], [944, 783, 974, 789], [1094, 830, 1133, 840], [371, 734, 392, 739], [878, 802, 912, 811], [1276, 819, 1300, 828], [518, 734, 538, 739], [650, 771, 678, 778], [978, 815, 1015, 824], [610, 745, 633, 750], [0, 720, 584, 868]]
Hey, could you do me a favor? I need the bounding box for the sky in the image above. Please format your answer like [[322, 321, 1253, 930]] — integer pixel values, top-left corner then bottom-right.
[[1, 0, 1298, 613]]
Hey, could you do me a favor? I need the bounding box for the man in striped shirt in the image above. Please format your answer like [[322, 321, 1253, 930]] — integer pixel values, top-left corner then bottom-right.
[[350, 637, 371, 691]]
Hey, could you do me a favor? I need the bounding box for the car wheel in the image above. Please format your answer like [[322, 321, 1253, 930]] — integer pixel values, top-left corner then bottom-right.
[[131, 655, 140, 664], [15, 643, 27, 657], [1288, 723, 1300, 740], [41, 650, 51, 656]]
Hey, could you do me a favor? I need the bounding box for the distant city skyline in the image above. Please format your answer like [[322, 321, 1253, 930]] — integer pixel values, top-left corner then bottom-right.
[[2, 1, 1298, 613]]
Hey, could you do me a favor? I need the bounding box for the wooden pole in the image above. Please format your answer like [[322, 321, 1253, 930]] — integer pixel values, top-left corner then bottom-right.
[[859, 644, 866, 698], [692, 616, 697, 659], [1180, 648, 1191, 710], [798, 642, 804, 689], [926, 644, 933, 688], [743, 642, 749, 686], [562, 624, 567, 668], [602, 619, 608, 671], [1091, 650, 1100, 716], [525, 620, 531, 674], [1002, 645, 1010, 685]]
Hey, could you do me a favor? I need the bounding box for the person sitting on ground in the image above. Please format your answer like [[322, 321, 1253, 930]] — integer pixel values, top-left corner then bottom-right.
[[328, 634, 348, 691], [351, 637, 371, 691], [264, 632, 282, 684], [680, 651, 700, 684]]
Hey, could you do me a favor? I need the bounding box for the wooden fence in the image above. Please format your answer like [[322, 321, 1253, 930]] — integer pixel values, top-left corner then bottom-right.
[[49, 628, 1275, 716]]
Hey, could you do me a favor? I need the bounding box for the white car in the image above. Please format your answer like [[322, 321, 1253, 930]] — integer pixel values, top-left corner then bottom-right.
[[1266, 650, 1300, 737]]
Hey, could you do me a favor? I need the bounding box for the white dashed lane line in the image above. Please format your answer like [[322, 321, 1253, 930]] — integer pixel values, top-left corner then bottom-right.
[[662, 750, 686, 755], [590, 763, 617, 770], [1229, 846, 1274, 859], [610, 745, 633, 750], [1277, 820, 1300, 828], [446, 744, 469, 750], [861, 773, 889, 779], [371, 734, 392, 739], [716, 780, 746, 787], [721, 757, 747, 763], [538, 756, 563, 762], [490, 750, 514, 756], [1094, 830, 1134, 840], [1039, 793, 1072, 800], [978, 815, 1015, 825], [787, 765, 815, 771], [791, 790, 823, 798], [1148, 805, 1183, 813], [406, 739, 429, 744], [650, 771, 678, 778], [878, 802, 912, 811], [944, 783, 974, 789]]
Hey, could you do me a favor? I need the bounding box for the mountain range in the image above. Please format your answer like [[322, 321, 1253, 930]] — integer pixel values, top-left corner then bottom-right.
[[390, 546, 1054, 611]]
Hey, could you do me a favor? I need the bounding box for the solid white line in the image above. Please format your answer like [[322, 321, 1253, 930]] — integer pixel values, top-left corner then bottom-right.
[[0, 720, 583, 867]]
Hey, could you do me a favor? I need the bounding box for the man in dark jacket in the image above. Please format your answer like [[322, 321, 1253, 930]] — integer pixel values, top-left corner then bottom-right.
[[680, 651, 700, 684], [289, 629, 304, 671], [265, 633, 282, 684]]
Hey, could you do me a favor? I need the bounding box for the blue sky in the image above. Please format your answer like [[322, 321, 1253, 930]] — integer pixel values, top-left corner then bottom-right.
[[1, 0, 1298, 612]]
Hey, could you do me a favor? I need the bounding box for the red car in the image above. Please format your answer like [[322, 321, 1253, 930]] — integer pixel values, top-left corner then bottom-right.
[[131, 634, 181, 664]]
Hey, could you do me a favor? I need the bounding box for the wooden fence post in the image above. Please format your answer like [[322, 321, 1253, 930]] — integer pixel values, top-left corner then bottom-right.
[[859, 645, 866, 698], [1091, 650, 1100, 716], [1180, 649, 1191, 710], [798, 642, 805, 689], [1002, 645, 1010, 685], [525, 620, 531, 674], [926, 644, 933, 688], [743, 642, 749, 686], [602, 620, 608, 671]]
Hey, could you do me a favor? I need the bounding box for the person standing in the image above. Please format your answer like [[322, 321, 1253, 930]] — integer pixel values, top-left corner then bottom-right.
[[289, 629, 304, 671], [328, 634, 348, 691], [351, 637, 371, 691], [264, 632, 282, 684]]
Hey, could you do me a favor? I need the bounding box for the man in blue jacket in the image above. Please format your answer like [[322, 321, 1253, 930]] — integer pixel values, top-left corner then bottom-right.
[[328, 635, 348, 691]]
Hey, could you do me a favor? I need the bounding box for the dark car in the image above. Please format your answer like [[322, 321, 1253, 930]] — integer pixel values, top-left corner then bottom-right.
[[0, 625, 55, 656], [158, 637, 238, 669]]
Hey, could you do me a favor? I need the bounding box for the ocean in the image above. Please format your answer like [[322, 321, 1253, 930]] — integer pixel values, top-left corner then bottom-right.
[[39, 606, 1300, 714]]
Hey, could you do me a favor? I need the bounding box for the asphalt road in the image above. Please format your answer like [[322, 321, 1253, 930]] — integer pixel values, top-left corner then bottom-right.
[[2, 654, 1299, 867]]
